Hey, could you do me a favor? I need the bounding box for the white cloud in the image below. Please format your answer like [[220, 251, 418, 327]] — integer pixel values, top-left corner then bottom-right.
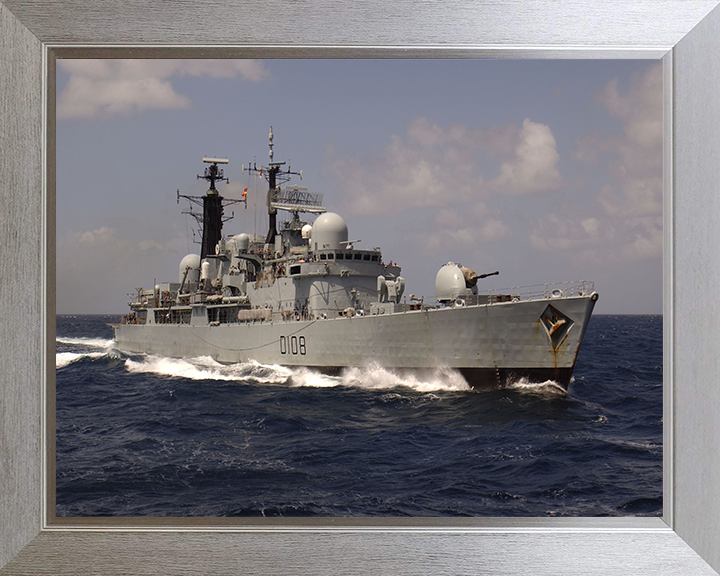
[[529, 207, 661, 266], [581, 218, 600, 237], [597, 68, 663, 149], [575, 63, 663, 219], [57, 59, 269, 120], [138, 240, 165, 252], [598, 175, 662, 218], [326, 134, 483, 216], [478, 219, 511, 242], [418, 206, 510, 257], [326, 117, 561, 218], [57, 224, 191, 313], [324, 117, 561, 266], [535, 63, 663, 263], [78, 226, 119, 245], [490, 119, 562, 195], [529, 213, 605, 253], [58, 75, 191, 119], [406, 117, 519, 156], [619, 217, 663, 261]]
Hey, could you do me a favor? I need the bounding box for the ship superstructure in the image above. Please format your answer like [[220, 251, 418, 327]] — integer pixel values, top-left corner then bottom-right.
[[112, 129, 598, 390]]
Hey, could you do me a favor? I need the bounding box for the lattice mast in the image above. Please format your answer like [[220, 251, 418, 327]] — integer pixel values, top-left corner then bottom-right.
[[243, 127, 325, 246], [177, 158, 246, 259]]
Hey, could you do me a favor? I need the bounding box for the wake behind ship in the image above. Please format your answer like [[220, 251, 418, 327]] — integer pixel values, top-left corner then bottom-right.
[[111, 128, 598, 390]]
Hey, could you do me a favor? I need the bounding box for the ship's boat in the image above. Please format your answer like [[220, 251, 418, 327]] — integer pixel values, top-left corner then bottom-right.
[[111, 128, 598, 390]]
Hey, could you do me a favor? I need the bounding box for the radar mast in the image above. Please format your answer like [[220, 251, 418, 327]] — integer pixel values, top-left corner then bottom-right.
[[177, 158, 246, 260], [243, 127, 325, 246]]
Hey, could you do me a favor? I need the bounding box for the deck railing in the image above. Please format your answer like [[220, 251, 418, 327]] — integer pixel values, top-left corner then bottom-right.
[[430, 280, 596, 308], [492, 280, 596, 303]]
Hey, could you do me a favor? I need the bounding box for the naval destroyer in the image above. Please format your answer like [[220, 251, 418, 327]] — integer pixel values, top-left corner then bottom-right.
[[111, 128, 598, 390]]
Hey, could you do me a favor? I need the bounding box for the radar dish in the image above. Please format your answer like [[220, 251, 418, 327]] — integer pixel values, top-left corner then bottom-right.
[[270, 185, 326, 214]]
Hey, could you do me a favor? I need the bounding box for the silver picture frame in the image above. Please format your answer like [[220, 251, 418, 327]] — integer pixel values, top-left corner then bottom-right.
[[2, 1, 720, 574]]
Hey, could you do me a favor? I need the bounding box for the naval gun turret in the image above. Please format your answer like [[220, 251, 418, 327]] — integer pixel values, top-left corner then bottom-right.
[[435, 262, 499, 304]]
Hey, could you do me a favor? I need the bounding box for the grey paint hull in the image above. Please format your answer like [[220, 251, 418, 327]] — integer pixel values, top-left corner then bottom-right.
[[112, 295, 597, 390]]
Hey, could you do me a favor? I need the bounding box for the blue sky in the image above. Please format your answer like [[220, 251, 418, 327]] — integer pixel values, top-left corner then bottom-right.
[[56, 59, 662, 314]]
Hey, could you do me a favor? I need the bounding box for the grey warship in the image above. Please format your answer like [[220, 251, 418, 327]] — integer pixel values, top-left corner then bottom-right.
[[111, 128, 598, 390]]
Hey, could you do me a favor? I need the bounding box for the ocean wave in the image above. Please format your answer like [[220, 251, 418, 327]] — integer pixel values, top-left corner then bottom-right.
[[290, 363, 471, 393], [603, 439, 662, 452], [286, 369, 342, 388], [55, 313, 663, 518], [56, 335, 120, 368], [56, 336, 115, 349], [123, 356, 292, 384], [56, 351, 107, 369], [119, 354, 470, 393], [505, 379, 567, 397]]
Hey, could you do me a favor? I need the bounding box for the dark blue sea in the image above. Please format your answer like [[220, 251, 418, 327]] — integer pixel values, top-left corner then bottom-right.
[[55, 314, 662, 517]]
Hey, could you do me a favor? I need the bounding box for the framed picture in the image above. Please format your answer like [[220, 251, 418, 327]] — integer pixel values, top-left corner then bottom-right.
[[52, 57, 662, 520], [2, 1, 720, 574]]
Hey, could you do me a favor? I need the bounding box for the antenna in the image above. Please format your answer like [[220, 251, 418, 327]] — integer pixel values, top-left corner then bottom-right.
[[176, 158, 247, 259], [197, 158, 229, 195], [243, 127, 319, 245]]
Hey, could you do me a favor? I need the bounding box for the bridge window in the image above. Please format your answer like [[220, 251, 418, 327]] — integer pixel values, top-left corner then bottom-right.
[[354, 253, 362, 260], [208, 306, 239, 324], [290, 265, 301, 275], [363, 254, 371, 261], [155, 309, 191, 324]]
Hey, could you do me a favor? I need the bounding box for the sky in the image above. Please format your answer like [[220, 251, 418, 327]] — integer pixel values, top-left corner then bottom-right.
[[56, 59, 663, 315]]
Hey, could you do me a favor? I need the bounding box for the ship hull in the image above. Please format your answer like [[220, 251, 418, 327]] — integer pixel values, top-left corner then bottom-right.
[[112, 295, 597, 390]]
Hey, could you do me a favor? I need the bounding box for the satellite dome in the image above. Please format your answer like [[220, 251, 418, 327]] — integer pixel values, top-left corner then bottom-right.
[[435, 262, 466, 303], [311, 212, 348, 251], [179, 253, 201, 284], [235, 233, 250, 251], [301, 224, 313, 240]]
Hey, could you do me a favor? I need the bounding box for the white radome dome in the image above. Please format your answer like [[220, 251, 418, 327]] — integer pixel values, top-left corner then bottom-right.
[[234, 233, 250, 251], [311, 212, 348, 251], [179, 253, 201, 284], [435, 262, 467, 302]]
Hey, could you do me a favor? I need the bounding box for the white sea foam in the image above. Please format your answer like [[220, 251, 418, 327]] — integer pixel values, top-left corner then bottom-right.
[[289, 363, 471, 393], [56, 336, 115, 348], [56, 351, 106, 369], [56, 335, 118, 368], [287, 369, 342, 388], [505, 378, 567, 397], [124, 356, 292, 384], [120, 354, 470, 393]]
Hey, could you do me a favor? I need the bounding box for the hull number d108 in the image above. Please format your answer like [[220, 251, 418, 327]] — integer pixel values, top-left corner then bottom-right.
[[280, 335, 306, 355]]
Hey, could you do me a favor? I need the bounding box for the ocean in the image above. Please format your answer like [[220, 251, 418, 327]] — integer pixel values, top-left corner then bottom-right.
[[55, 314, 662, 517]]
